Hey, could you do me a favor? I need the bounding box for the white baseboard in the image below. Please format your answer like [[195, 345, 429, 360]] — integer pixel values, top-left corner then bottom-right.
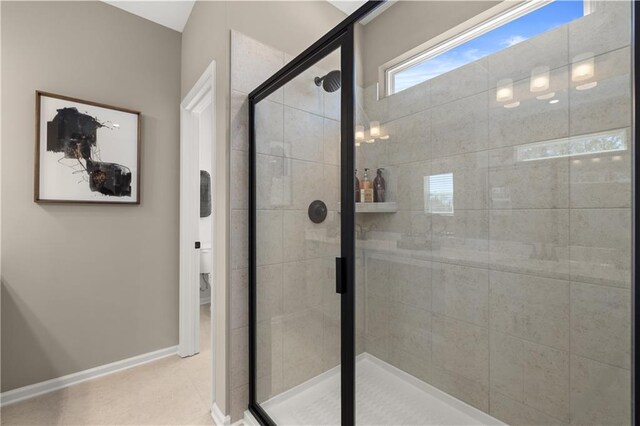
[[243, 410, 259, 426], [211, 402, 230, 425], [0, 345, 178, 407]]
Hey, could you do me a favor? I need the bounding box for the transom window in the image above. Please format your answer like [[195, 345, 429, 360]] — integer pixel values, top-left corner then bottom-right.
[[386, 0, 587, 96]]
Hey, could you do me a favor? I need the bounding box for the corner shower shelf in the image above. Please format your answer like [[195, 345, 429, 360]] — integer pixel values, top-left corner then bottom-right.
[[338, 202, 397, 213]]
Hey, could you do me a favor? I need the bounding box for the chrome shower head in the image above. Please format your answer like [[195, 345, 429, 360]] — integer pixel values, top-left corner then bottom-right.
[[314, 70, 341, 93]]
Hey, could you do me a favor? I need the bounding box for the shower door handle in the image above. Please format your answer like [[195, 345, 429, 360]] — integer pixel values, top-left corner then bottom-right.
[[335, 257, 346, 294]]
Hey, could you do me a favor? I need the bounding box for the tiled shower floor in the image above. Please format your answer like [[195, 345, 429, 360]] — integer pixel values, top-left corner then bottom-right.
[[260, 354, 505, 426]]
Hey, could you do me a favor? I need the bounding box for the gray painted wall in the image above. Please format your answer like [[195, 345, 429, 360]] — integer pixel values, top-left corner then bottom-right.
[[1, 1, 182, 392], [180, 1, 347, 418]]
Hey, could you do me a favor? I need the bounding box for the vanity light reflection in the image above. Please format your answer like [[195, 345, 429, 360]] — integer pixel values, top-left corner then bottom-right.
[[572, 52, 597, 90], [496, 78, 520, 108]]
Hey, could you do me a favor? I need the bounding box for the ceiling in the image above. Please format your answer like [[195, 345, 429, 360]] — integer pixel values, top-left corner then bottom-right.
[[102, 1, 195, 32], [103, 0, 393, 33], [327, 0, 396, 24]]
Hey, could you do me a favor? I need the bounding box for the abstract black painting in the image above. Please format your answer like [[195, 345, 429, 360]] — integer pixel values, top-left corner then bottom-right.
[[35, 91, 141, 204]]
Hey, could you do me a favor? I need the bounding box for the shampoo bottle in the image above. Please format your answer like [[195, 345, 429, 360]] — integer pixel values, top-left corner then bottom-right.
[[374, 168, 386, 202]]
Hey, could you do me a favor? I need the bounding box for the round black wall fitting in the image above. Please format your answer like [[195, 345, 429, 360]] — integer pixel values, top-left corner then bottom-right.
[[308, 200, 328, 223]]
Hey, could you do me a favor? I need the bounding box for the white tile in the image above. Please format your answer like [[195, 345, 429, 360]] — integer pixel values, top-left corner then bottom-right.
[[385, 110, 431, 165], [231, 90, 248, 152], [283, 63, 323, 115], [430, 367, 489, 412], [256, 154, 284, 210], [570, 355, 631, 426], [283, 107, 323, 162], [432, 314, 489, 386], [490, 390, 567, 426], [323, 164, 340, 212], [364, 295, 390, 360], [432, 263, 488, 326], [282, 259, 325, 315], [569, 48, 631, 136], [489, 145, 569, 209], [230, 327, 248, 389], [256, 318, 284, 400], [431, 210, 489, 268], [389, 303, 431, 356], [387, 79, 431, 121], [394, 161, 430, 211], [256, 210, 283, 266], [231, 31, 284, 98], [231, 210, 248, 270], [570, 208, 631, 288], [286, 159, 324, 211], [489, 270, 570, 350], [568, 2, 631, 59], [366, 258, 391, 299], [522, 341, 570, 422], [363, 83, 388, 123], [489, 209, 570, 280], [489, 67, 569, 149], [570, 282, 631, 369], [231, 268, 248, 329], [282, 310, 324, 389], [282, 210, 336, 262], [256, 99, 284, 156], [323, 87, 340, 121], [487, 25, 568, 87], [389, 260, 431, 310], [231, 149, 248, 210], [432, 151, 489, 210], [431, 59, 489, 107], [256, 263, 283, 322], [323, 118, 340, 166], [490, 332, 524, 401], [569, 148, 631, 208], [230, 384, 249, 422], [432, 92, 489, 158]]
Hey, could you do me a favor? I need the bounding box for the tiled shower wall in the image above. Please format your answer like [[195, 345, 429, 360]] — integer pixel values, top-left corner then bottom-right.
[[230, 31, 366, 421], [356, 2, 631, 425]]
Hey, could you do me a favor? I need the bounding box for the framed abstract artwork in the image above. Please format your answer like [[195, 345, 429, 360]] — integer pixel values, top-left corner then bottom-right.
[[34, 91, 141, 204]]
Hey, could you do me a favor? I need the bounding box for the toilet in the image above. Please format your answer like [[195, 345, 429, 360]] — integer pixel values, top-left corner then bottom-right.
[[200, 243, 213, 274]]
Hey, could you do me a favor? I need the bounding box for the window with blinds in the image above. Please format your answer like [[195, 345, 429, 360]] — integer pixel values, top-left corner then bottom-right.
[[425, 173, 454, 215]]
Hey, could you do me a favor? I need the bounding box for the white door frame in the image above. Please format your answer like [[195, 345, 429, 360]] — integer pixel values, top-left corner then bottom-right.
[[180, 60, 228, 422], [180, 62, 215, 358]]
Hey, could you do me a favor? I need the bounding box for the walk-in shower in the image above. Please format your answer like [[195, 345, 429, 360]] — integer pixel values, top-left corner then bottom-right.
[[248, 1, 636, 425]]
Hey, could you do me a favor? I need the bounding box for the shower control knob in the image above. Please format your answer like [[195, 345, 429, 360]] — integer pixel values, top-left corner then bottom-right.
[[308, 200, 328, 224]]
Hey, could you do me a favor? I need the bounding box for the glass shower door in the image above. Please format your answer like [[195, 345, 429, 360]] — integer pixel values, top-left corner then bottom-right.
[[250, 34, 355, 425]]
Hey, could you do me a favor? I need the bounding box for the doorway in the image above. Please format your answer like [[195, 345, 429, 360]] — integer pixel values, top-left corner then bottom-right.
[[179, 61, 216, 406]]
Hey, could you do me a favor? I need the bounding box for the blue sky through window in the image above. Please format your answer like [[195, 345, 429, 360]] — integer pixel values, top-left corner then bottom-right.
[[393, 0, 584, 93]]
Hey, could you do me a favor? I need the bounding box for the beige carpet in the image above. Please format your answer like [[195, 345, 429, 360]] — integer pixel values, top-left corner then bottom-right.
[[1, 305, 215, 426]]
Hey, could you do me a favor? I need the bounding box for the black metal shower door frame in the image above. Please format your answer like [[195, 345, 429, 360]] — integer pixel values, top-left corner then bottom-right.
[[248, 0, 384, 426], [248, 2, 384, 425], [248, 27, 353, 426]]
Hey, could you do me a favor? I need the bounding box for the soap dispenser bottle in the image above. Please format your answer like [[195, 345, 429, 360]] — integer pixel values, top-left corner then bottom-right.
[[362, 168, 371, 189], [361, 169, 374, 203], [374, 168, 386, 202]]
